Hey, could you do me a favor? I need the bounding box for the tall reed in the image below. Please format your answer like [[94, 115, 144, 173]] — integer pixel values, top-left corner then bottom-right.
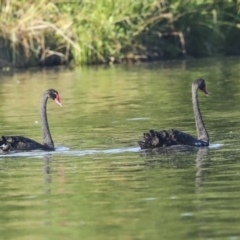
[[0, 0, 239, 67], [0, 0, 74, 66]]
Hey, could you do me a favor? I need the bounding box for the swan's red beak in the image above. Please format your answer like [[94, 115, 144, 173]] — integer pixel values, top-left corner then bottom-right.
[[55, 94, 62, 106], [203, 87, 209, 96]]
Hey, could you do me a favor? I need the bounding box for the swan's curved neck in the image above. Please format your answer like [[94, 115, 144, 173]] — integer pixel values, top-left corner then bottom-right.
[[192, 84, 209, 143], [40, 94, 54, 149]]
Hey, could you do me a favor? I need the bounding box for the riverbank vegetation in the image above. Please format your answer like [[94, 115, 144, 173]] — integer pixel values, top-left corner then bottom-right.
[[0, 0, 239, 67]]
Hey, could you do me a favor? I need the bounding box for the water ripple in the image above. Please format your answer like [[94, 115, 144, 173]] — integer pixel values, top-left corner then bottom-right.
[[0, 143, 223, 158]]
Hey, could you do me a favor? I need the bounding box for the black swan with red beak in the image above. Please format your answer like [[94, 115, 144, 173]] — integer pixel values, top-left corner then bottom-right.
[[0, 89, 62, 152], [138, 78, 209, 149]]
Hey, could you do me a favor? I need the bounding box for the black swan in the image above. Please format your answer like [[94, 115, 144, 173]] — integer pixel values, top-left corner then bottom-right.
[[138, 78, 209, 149], [0, 89, 61, 152]]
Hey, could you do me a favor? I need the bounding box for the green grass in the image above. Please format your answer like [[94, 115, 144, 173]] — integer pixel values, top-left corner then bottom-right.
[[0, 0, 239, 67]]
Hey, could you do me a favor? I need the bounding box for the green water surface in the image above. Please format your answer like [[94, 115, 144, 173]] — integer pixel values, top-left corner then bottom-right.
[[0, 57, 240, 240]]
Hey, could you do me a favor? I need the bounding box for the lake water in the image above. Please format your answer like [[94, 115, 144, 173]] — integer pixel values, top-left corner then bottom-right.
[[0, 57, 240, 239]]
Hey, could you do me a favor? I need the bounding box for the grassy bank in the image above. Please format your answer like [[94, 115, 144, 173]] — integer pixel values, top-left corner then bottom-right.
[[0, 0, 239, 67]]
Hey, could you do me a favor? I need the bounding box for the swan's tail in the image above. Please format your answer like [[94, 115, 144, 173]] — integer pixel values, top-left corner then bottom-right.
[[0, 136, 5, 147], [0, 136, 11, 152], [138, 130, 162, 149]]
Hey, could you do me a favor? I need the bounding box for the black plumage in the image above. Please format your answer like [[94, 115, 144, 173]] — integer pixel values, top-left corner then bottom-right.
[[138, 79, 209, 149]]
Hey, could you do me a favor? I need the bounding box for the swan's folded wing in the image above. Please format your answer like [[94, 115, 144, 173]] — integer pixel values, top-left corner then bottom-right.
[[138, 129, 176, 149], [170, 130, 208, 146], [138, 129, 208, 149], [0, 136, 46, 152]]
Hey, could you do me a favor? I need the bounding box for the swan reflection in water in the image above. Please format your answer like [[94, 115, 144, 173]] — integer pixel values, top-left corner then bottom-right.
[[42, 154, 66, 226], [43, 155, 52, 195], [195, 148, 210, 193], [141, 146, 211, 194], [42, 155, 52, 226], [43, 155, 66, 195]]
